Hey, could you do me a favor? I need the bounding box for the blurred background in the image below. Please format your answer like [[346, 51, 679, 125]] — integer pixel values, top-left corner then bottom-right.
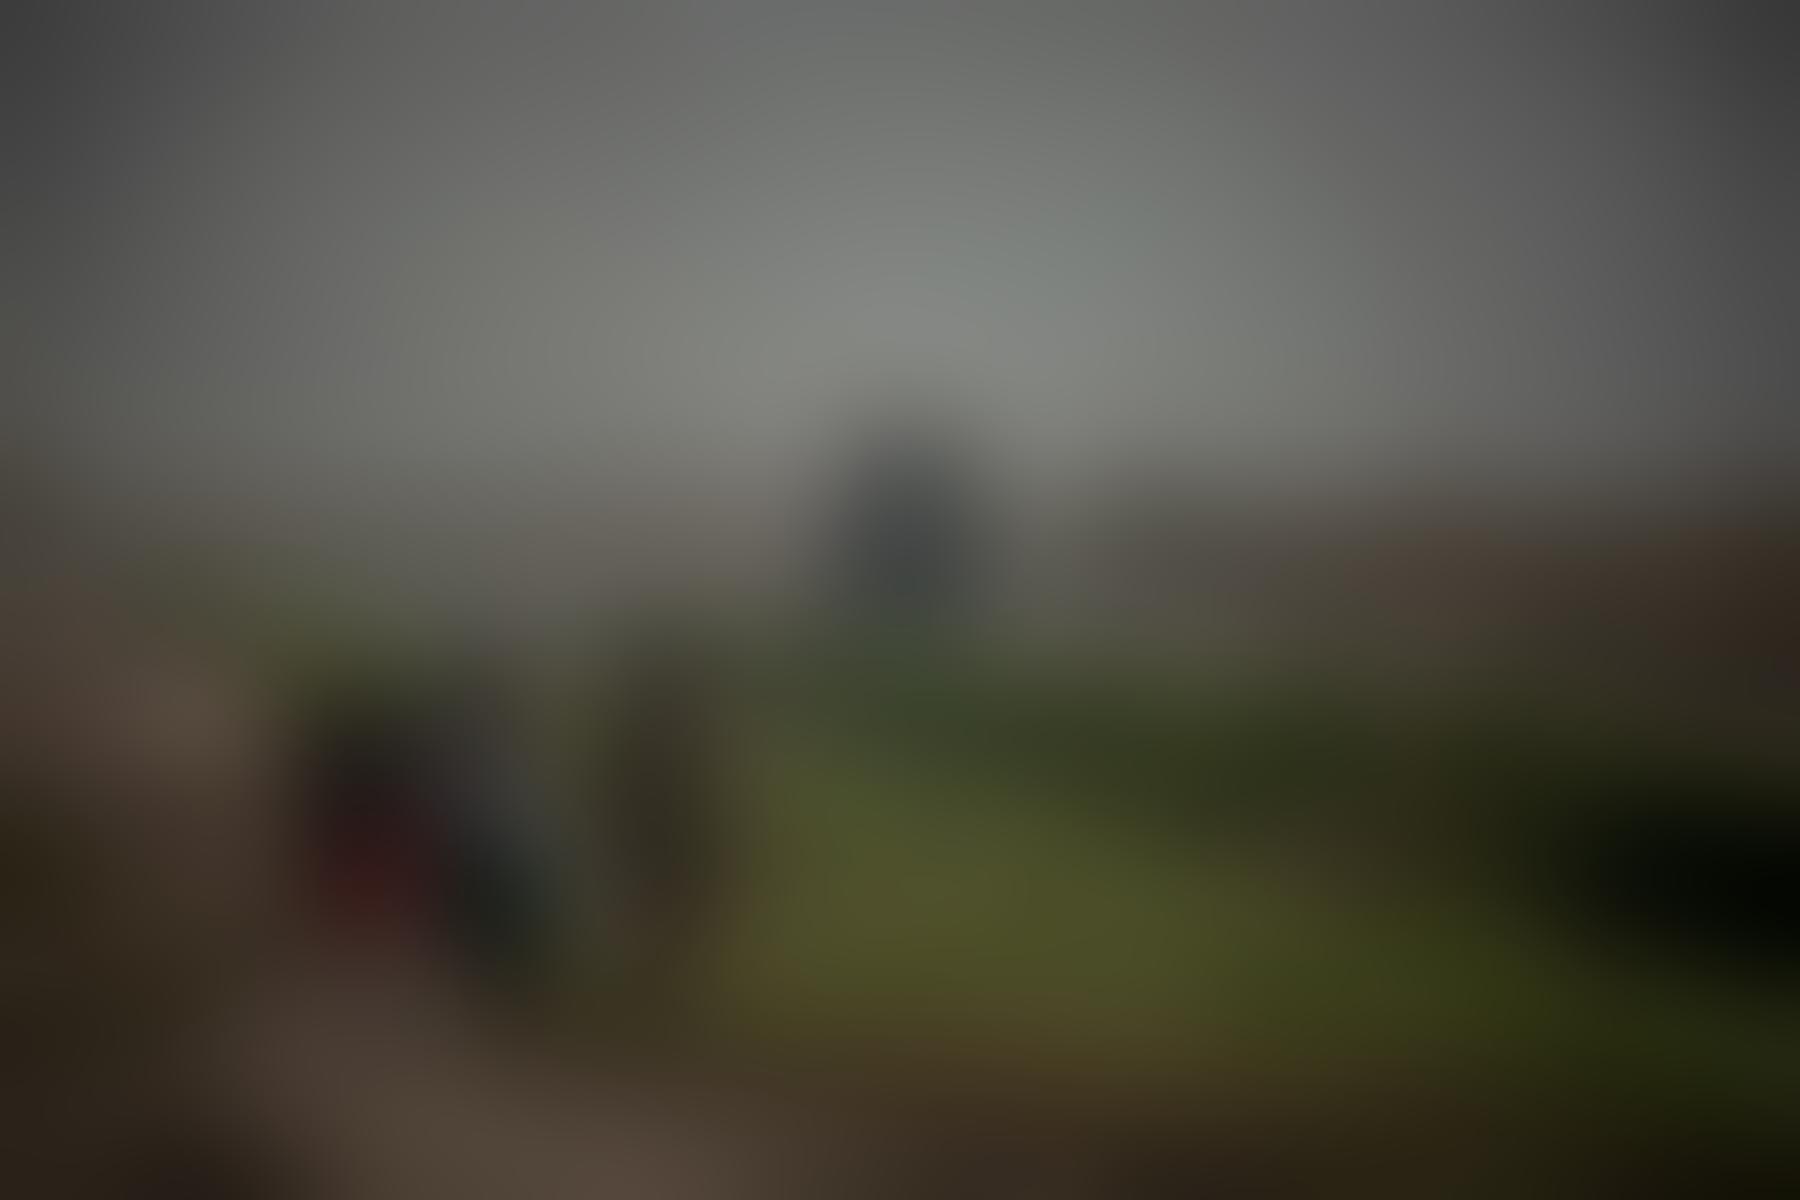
[[6, 2, 1798, 1196]]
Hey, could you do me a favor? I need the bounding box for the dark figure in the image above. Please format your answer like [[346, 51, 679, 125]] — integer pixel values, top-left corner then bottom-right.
[[426, 663, 553, 998], [599, 632, 725, 1018], [300, 692, 439, 949]]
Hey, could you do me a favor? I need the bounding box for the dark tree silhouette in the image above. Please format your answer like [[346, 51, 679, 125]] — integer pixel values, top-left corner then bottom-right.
[[832, 413, 984, 626]]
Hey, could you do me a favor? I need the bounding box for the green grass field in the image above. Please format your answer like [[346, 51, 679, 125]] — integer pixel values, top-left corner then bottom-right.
[[271, 627, 1800, 1156], [675, 639, 1800, 1146]]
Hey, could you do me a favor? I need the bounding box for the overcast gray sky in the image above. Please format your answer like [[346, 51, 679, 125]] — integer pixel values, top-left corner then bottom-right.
[[15, 2, 1794, 596]]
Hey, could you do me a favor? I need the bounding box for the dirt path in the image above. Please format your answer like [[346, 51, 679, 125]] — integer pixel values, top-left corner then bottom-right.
[[205, 955, 900, 1199]]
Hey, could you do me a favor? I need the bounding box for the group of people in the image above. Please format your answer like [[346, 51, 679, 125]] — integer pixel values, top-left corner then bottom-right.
[[301, 635, 723, 1012]]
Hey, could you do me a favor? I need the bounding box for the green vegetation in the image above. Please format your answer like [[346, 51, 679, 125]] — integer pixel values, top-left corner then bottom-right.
[[686, 637, 1800, 1144], [247, 623, 1799, 1151]]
